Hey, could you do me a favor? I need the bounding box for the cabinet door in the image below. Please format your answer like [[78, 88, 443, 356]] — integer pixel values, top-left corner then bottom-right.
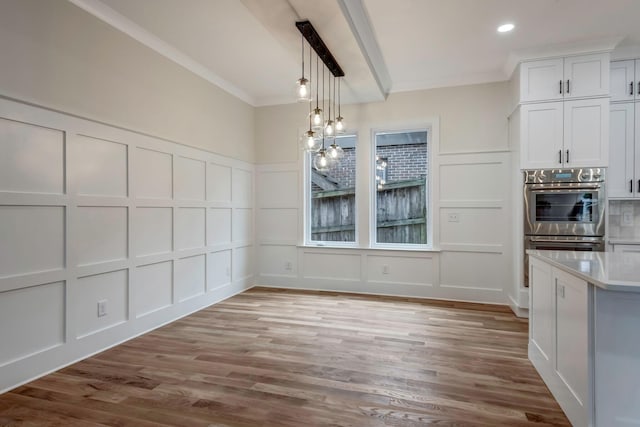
[[520, 102, 564, 169], [564, 98, 609, 167], [564, 53, 610, 99], [520, 58, 564, 102], [613, 244, 640, 253], [636, 59, 640, 100], [609, 103, 635, 198], [610, 60, 636, 102], [636, 102, 640, 195], [554, 268, 590, 427], [529, 258, 554, 364]]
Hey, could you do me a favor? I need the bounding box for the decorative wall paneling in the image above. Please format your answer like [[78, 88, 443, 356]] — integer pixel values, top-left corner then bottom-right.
[[255, 151, 511, 304], [0, 97, 254, 393]]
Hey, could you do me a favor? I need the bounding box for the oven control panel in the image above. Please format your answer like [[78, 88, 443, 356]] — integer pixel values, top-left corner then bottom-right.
[[525, 168, 604, 184]]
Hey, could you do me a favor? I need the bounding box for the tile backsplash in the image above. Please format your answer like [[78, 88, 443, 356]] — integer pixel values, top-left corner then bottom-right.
[[609, 200, 640, 239]]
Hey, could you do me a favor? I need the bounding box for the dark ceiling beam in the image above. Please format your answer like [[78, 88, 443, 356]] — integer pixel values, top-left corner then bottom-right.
[[295, 20, 345, 77]]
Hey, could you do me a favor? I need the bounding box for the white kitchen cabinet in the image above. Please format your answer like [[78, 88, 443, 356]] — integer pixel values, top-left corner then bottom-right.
[[520, 58, 564, 102], [610, 60, 638, 102], [609, 102, 640, 198], [521, 98, 609, 169], [520, 53, 609, 103], [529, 257, 554, 363], [529, 251, 640, 427], [529, 257, 592, 427], [554, 268, 590, 427], [563, 98, 609, 167], [612, 243, 640, 253], [609, 103, 637, 197]]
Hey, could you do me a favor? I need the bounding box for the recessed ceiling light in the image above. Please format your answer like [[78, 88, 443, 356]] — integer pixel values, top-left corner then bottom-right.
[[497, 23, 515, 33]]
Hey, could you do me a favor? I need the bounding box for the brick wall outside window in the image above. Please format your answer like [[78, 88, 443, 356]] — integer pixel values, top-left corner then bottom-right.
[[321, 143, 427, 189]]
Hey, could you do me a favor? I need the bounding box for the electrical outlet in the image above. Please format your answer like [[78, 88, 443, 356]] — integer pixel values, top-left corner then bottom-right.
[[97, 300, 107, 317], [622, 210, 634, 226], [382, 265, 389, 274], [285, 261, 293, 271], [448, 213, 460, 222]]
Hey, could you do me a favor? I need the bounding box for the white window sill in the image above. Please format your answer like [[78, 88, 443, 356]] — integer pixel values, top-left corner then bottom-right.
[[298, 244, 440, 253]]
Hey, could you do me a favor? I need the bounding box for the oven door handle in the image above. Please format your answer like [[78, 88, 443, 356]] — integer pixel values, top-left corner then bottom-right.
[[528, 185, 601, 191], [528, 238, 601, 245]]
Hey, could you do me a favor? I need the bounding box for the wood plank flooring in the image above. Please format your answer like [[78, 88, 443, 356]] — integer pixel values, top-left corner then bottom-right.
[[0, 287, 570, 426]]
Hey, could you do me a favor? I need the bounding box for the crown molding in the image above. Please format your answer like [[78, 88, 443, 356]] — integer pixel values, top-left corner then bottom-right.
[[611, 45, 640, 61], [503, 37, 623, 79], [67, 0, 257, 106]]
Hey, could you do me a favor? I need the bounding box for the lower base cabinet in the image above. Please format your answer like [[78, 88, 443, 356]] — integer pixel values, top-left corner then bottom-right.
[[529, 258, 592, 426], [529, 256, 640, 426]]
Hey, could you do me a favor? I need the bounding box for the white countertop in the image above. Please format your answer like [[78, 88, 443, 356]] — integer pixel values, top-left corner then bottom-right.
[[527, 250, 640, 292]]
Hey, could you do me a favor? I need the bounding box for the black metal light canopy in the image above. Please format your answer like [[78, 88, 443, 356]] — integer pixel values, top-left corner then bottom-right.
[[295, 20, 344, 77]]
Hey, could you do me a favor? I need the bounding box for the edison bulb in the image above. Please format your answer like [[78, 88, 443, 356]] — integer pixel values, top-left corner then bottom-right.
[[299, 130, 321, 152], [296, 78, 310, 102], [335, 116, 345, 133], [326, 143, 343, 160], [324, 119, 334, 137], [311, 108, 323, 130], [313, 150, 330, 171]]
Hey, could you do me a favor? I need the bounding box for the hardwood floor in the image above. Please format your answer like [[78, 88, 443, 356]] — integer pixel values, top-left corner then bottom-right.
[[0, 287, 570, 426]]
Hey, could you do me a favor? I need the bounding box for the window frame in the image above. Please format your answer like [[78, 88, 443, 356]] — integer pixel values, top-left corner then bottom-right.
[[303, 133, 359, 247], [370, 126, 433, 250]]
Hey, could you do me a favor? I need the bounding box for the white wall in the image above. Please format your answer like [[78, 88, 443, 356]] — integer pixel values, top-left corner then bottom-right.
[[0, 0, 255, 162], [255, 83, 514, 304], [0, 97, 255, 393], [0, 0, 257, 392]]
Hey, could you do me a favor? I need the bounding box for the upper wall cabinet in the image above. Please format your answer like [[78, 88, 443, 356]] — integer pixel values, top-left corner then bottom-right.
[[609, 102, 640, 198], [520, 98, 609, 169], [610, 59, 640, 102], [520, 53, 610, 103]]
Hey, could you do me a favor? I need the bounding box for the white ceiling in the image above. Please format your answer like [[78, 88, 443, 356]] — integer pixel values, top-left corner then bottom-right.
[[70, 0, 640, 106]]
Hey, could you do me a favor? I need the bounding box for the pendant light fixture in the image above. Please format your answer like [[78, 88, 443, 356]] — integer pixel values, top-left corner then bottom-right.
[[295, 20, 347, 168], [324, 74, 335, 139], [310, 53, 323, 131], [335, 77, 345, 134], [296, 34, 310, 102], [326, 75, 343, 160], [313, 146, 330, 171], [299, 45, 321, 151]]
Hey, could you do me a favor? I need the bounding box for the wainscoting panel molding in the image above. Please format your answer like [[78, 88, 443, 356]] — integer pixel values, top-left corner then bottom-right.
[[0, 97, 255, 393]]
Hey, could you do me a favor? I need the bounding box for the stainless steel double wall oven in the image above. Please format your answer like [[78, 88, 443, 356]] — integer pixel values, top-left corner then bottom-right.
[[523, 168, 605, 286]]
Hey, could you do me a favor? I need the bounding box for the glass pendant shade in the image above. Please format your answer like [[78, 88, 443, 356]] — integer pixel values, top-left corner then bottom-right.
[[327, 142, 343, 160], [296, 78, 311, 102], [313, 149, 331, 171], [324, 119, 335, 138], [311, 108, 323, 130], [335, 116, 345, 134], [299, 130, 321, 152]]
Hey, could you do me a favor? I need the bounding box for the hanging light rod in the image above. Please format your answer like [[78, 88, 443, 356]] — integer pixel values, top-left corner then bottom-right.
[[295, 20, 345, 77]]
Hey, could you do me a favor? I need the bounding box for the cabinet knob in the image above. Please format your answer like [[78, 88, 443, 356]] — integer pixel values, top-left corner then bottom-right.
[[559, 80, 563, 95], [566, 149, 569, 164], [558, 149, 563, 164], [566, 79, 570, 94], [631, 81, 635, 96], [631, 179, 634, 193]]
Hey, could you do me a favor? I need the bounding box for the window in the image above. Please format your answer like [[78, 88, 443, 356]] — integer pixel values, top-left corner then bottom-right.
[[307, 135, 357, 244], [373, 129, 429, 246]]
